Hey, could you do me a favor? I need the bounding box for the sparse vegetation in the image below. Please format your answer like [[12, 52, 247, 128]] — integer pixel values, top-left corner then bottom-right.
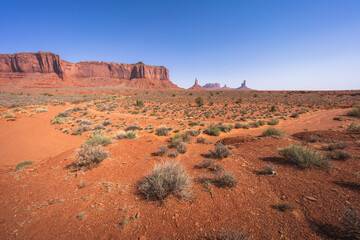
[[278, 145, 331, 169], [156, 125, 169, 136], [15, 161, 34, 172], [209, 142, 231, 159], [71, 144, 109, 171], [261, 127, 285, 138], [138, 161, 192, 201], [85, 130, 112, 146]]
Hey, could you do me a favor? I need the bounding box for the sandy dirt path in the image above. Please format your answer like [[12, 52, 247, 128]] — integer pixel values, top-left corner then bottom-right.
[[0, 105, 84, 166]]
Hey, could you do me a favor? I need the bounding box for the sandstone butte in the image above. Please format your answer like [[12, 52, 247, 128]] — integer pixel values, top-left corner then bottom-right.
[[0, 51, 179, 89]]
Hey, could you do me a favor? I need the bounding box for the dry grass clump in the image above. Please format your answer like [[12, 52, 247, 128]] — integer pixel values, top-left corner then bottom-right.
[[197, 137, 206, 144], [204, 125, 221, 136], [278, 145, 331, 169], [348, 121, 360, 132], [114, 130, 127, 139], [70, 144, 109, 171], [261, 127, 285, 138], [347, 106, 360, 117], [138, 161, 192, 201], [168, 150, 179, 158], [209, 142, 231, 159], [329, 150, 352, 160], [322, 141, 348, 150], [212, 171, 238, 188], [156, 125, 169, 136], [267, 118, 279, 125], [15, 161, 34, 172], [85, 130, 112, 146], [195, 159, 224, 173], [154, 145, 168, 156], [341, 207, 360, 240], [186, 129, 200, 137]]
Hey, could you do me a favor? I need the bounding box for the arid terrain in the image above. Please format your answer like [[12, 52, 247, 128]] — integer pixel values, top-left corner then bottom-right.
[[0, 89, 359, 239]]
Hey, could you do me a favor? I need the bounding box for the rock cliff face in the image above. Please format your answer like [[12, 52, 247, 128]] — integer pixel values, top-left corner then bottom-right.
[[188, 78, 206, 90], [0, 52, 177, 89], [203, 83, 221, 90]]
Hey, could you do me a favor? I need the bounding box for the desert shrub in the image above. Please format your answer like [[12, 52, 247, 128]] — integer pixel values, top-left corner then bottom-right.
[[52, 117, 67, 124], [70, 144, 109, 171], [195, 159, 224, 173], [205, 125, 221, 136], [171, 133, 190, 144], [308, 135, 320, 142], [156, 125, 169, 136], [331, 150, 352, 160], [5, 113, 15, 118], [235, 98, 243, 104], [186, 130, 200, 137], [114, 130, 127, 139], [73, 125, 92, 135], [168, 150, 179, 158], [36, 107, 48, 112], [126, 131, 137, 139], [56, 112, 70, 118], [94, 124, 105, 130], [216, 229, 251, 240], [263, 164, 276, 175], [290, 112, 299, 118], [341, 207, 360, 239], [348, 121, 360, 132], [322, 141, 348, 150], [268, 118, 279, 125], [270, 105, 277, 112], [197, 137, 206, 144], [85, 130, 112, 146], [212, 171, 237, 188], [101, 120, 112, 126], [177, 142, 187, 154], [195, 96, 204, 107], [258, 119, 267, 126], [278, 145, 331, 169], [218, 123, 234, 133], [261, 127, 285, 138], [234, 122, 242, 129], [136, 100, 144, 107], [77, 119, 93, 125], [347, 106, 360, 117], [170, 138, 183, 149], [126, 125, 141, 131], [155, 145, 168, 156], [209, 142, 231, 159], [275, 202, 296, 212], [138, 161, 192, 201], [250, 121, 260, 128], [15, 161, 34, 172]]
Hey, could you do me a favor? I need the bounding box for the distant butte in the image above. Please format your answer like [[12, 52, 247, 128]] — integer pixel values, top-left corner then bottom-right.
[[0, 51, 179, 89], [201, 80, 254, 91], [188, 78, 206, 90]]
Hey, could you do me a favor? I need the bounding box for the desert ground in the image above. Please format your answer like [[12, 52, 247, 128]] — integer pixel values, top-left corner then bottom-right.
[[0, 89, 359, 239]]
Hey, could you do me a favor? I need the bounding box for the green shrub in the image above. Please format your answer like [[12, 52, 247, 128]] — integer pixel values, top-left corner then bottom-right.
[[258, 119, 267, 126], [36, 107, 48, 112], [156, 125, 169, 136], [135, 100, 144, 107], [15, 161, 34, 172], [85, 131, 112, 146], [126, 131, 137, 139], [195, 96, 204, 107], [218, 123, 234, 133], [290, 112, 299, 118], [5, 114, 15, 118], [348, 121, 360, 132], [138, 161, 192, 201], [268, 118, 279, 125], [347, 106, 360, 117], [261, 127, 285, 138], [205, 126, 221, 136], [278, 145, 331, 169]]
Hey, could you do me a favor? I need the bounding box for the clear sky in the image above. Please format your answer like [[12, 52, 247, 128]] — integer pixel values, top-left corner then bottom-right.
[[1, 0, 359, 90]]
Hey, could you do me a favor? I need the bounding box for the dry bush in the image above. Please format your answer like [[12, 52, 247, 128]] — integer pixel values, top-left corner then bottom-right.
[[177, 142, 187, 154], [261, 127, 285, 138], [331, 150, 352, 160], [168, 150, 179, 158], [347, 106, 360, 117], [341, 207, 360, 239], [138, 161, 192, 201], [154, 145, 168, 156], [186, 130, 200, 137], [85, 131, 112, 146], [322, 141, 348, 151], [195, 159, 224, 173], [274, 202, 296, 212], [114, 130, 127, 139], [279, 145, 331, 169], [348, 121, 360, 132], [197, 137, 206, 144], [71, 144, 109, 171], [212, 171, 237, 188], [209, 142, 231, 159], [156, 125, 169, 136]]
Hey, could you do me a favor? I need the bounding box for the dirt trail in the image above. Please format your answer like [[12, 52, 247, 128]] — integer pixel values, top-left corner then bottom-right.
[[0, 105, 84, 166]]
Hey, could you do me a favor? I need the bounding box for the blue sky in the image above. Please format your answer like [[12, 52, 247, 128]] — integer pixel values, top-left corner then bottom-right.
[[1, 0, 359, 90]]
